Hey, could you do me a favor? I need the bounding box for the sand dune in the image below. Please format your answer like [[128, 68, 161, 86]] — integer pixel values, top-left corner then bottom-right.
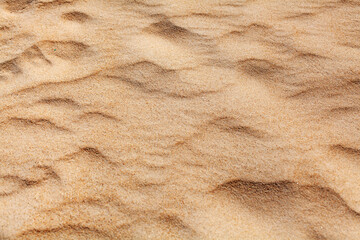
[[0, 0, 360, 239]]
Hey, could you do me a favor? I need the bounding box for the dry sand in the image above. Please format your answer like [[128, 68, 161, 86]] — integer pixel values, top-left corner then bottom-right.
[[0, 0, 360, 239]]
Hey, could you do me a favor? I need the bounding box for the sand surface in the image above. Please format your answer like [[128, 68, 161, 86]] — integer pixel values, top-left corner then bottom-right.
[[0, 0, 360, 239]]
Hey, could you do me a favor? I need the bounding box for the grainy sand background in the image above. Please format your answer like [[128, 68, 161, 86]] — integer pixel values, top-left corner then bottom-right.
[[0, 0, 360, 239]]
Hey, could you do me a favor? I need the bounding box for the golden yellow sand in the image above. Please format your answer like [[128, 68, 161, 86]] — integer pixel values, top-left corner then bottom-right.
[[0, 0, 360, 239]]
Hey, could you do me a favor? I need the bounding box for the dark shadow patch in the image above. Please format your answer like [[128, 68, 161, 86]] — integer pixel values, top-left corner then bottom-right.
[[308, 229, 328, 240], [5, 0, 34, 12], [36, 0, 76, 9], [231, 23, 270, 37], [0, 26, 10, 31], [34, 165, 61, 181], [131, 0, 162, 7], [80, 111, 120, 122], [7, 117, 71, 132], [295, 52, 327, 60], [214, 179, 360, 219], [0, 175, 26, 197], [210, 117, 267, 138], [16, 225, 112, 240], [330, 144, 360, 158], [158, 214, 197, 237], [148, 20, 200, 39], [238, 58, 284, 78], [0, 167, 60, 197], [329, 106, 358, 114], [0, 59, 21, 75], [81, 147, 108, 159], [287, 87, 322, 99], [79, 147, 118, 166], [219, 2, 245, 7], [284, 12, 316, 19], [38, 97, 81, 108], [61, 11, 91, 22], [350, 79, 360, 86]]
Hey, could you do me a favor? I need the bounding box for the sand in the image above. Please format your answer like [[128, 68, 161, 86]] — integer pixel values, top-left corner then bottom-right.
[[0, 0, 360, 239]]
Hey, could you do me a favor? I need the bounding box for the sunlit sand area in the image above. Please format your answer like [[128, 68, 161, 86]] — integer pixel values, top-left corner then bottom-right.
[[0, 0, 360, 239]]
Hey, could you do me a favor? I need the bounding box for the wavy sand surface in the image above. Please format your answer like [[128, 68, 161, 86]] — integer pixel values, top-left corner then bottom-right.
[[0, 0, 360, 239]]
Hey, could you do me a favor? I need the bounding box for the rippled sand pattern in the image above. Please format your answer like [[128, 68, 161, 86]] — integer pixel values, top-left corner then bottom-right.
[[0, 0, 360, 239]]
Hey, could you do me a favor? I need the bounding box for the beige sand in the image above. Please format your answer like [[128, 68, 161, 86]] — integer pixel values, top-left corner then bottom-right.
[[0, 0, 360, 239]]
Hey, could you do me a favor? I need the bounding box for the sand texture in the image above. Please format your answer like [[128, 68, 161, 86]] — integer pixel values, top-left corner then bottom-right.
[[0, 0, 360, 239]]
